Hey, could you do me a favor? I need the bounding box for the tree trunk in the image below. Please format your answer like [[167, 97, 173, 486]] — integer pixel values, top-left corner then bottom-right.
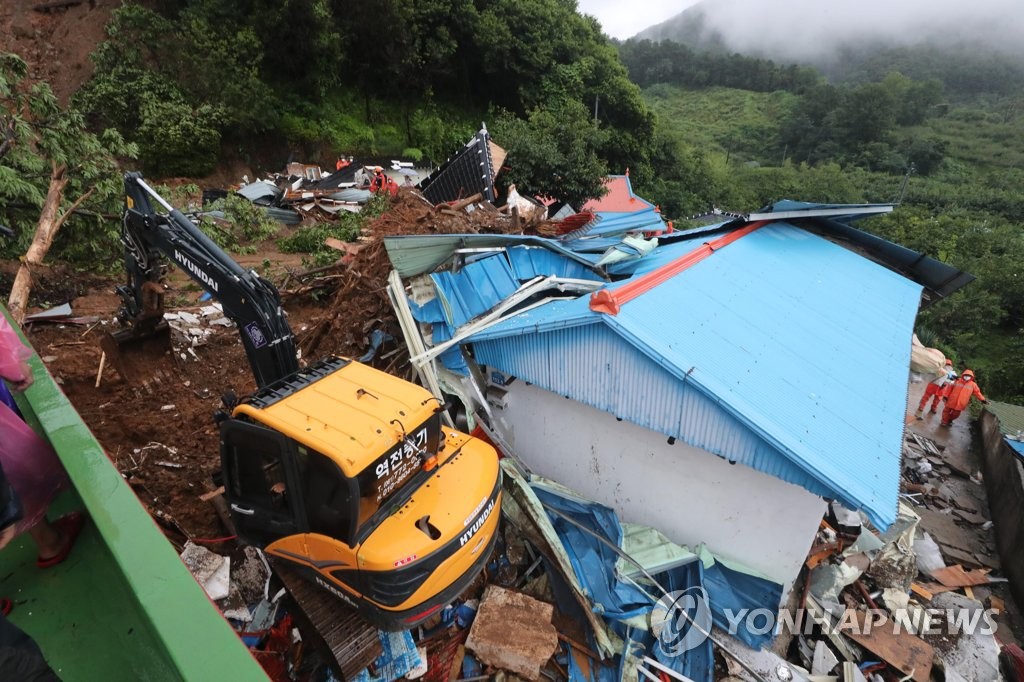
[[8, 163, 70, 323]]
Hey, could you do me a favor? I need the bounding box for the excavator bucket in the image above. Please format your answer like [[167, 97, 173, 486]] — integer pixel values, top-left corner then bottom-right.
[[100, 281, 172, 384], [100, 322, 172, 384]]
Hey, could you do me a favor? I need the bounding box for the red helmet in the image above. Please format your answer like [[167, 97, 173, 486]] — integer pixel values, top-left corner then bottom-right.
[[962, 369, 975, 379]]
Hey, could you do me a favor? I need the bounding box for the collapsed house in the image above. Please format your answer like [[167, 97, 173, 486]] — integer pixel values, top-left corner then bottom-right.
[[383, 193, 973, 599]]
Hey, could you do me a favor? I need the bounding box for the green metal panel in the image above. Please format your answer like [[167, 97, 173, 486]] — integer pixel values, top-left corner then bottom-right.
[[1, 306, 267, 681]]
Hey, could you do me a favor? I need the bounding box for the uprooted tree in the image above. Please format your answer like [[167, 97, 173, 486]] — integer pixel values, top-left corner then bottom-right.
[[0, 53, 136, 322]]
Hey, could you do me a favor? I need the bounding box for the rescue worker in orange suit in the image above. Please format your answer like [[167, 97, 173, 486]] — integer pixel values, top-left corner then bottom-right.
[[370, 167, 397, 197], [940, 369, 987, 427], [918, 359, 957, 416]]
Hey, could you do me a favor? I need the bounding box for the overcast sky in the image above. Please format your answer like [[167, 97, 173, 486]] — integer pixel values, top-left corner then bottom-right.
[[577, 0, 1024, 59], [576, 0, 700, 40]]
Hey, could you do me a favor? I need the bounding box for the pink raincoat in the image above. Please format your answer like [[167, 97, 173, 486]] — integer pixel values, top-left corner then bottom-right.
[[0, 316, 69, 534]]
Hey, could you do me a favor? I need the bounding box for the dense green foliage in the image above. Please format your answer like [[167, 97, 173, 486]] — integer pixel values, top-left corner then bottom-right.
[[619, 39, 820, 93], [10, 0, 1024, 403], [278, 194, 390, 267], [73, 0, 657, 201], [0, 53, 135, 266], [644, 65, 1024, 401]]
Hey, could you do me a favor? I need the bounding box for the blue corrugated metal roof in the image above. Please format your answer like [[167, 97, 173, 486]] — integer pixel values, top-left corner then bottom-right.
[[468, 223, 922, 529], [1007, 439, 1024, 457], [431, 254, 518, 328], [505, 246, 603, 282]]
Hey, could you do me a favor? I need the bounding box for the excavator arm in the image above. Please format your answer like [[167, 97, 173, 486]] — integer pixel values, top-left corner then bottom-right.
[[113, 172, 298, 388]]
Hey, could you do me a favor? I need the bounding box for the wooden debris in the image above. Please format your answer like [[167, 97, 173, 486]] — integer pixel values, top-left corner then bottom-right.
[[95, 351, 106, 388], [952, 508, 988, 525], [915, 581, 959, 596], [199, 486, 226, 502], [930, 564, 992, 588], [805, 541, 841, 569], [910, 583, 935, 601], [844, 611, 933, 682]]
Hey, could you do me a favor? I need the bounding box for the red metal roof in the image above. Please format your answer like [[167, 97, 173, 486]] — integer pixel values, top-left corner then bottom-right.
[[581, 175, 655, 214]]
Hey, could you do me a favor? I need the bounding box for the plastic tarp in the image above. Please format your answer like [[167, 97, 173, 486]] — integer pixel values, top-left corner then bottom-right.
[[911, 334, 946, 379], [533, 483, 712, 682], [531, 482, 784, 682], [353, 630, 423, 682]]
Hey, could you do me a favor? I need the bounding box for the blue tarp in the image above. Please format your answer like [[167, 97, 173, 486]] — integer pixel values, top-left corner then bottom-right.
[[532, 485, 783, 682], [353, 630, 422, 682]]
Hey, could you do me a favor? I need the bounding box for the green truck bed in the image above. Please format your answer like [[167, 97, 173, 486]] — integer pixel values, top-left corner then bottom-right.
[[1, 307, 267, 681]]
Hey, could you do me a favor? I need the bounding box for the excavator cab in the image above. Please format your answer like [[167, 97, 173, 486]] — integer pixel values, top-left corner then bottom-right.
[[219, 350, 502, 630]]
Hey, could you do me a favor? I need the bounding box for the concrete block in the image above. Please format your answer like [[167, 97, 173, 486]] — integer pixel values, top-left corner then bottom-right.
[[465, 585, 558, 680]]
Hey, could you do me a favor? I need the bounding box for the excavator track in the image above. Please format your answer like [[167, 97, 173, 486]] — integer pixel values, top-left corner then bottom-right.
[[270, 559, 382, 679]]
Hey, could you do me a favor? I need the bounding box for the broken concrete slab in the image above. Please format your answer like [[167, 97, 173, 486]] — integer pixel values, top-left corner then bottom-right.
[[180, 541, 230, 601], [811, 639, 839, 675], [466, 585, 558, 680], [930, 592, 1001, 681]]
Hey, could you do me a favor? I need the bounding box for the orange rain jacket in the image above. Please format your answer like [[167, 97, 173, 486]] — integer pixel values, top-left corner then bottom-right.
[[945, 374, 985, 411]]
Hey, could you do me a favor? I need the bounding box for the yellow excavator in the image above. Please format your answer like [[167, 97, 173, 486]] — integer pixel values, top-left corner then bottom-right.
[[109, 172, 501, 630]]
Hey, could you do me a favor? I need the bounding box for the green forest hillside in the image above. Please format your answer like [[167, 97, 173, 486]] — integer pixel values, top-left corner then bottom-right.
[[1, 2, 1022, 402], [620, 39, 1024, 402]]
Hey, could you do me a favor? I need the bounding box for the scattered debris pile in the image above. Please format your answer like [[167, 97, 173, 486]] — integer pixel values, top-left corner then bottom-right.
[[298, 190, 525, 364]]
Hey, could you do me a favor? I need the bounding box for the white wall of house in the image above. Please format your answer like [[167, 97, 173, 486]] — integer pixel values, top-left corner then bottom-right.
[[492, 381, 827, 590]]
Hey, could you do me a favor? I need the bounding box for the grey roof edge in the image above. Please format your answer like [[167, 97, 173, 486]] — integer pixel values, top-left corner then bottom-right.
[[383, 234, 608, 279], [801, 217, 974, 303]]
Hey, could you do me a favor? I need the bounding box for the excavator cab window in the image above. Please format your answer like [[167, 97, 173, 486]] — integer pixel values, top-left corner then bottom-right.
[[298, 446, 358, 546], [221, 419, 305, 543]]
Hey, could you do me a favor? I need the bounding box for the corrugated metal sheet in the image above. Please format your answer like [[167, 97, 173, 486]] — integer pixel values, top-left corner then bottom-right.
[[560, 208, 665, 244], [580, 175, 655, 214], [987, 402, 1024, 458], [417, 128, 495, 203], [505, 246, 603, 282], [475, 325, 836, 502], [468, 223, 922, 528], [384, 234, 601, 278], [431, 254, 517, 327]]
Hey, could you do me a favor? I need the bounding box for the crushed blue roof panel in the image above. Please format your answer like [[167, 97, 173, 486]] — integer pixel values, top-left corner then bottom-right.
[[431, 254, 518, 328], [561, 208, 666, 244], [385, 234, 603, 278], [505, 246, 603, 282], [1006, 438, 1024, 458], [431, 323, 468, 374], [468, 223, 922, 528]]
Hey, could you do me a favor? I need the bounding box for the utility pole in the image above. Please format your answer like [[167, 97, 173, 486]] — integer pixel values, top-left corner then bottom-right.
[[594, 95, 599, 124], [895, 163, 916, 204]]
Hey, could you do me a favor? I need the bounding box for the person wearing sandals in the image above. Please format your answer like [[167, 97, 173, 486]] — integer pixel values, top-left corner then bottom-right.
[[0, 315, 85, 570]]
